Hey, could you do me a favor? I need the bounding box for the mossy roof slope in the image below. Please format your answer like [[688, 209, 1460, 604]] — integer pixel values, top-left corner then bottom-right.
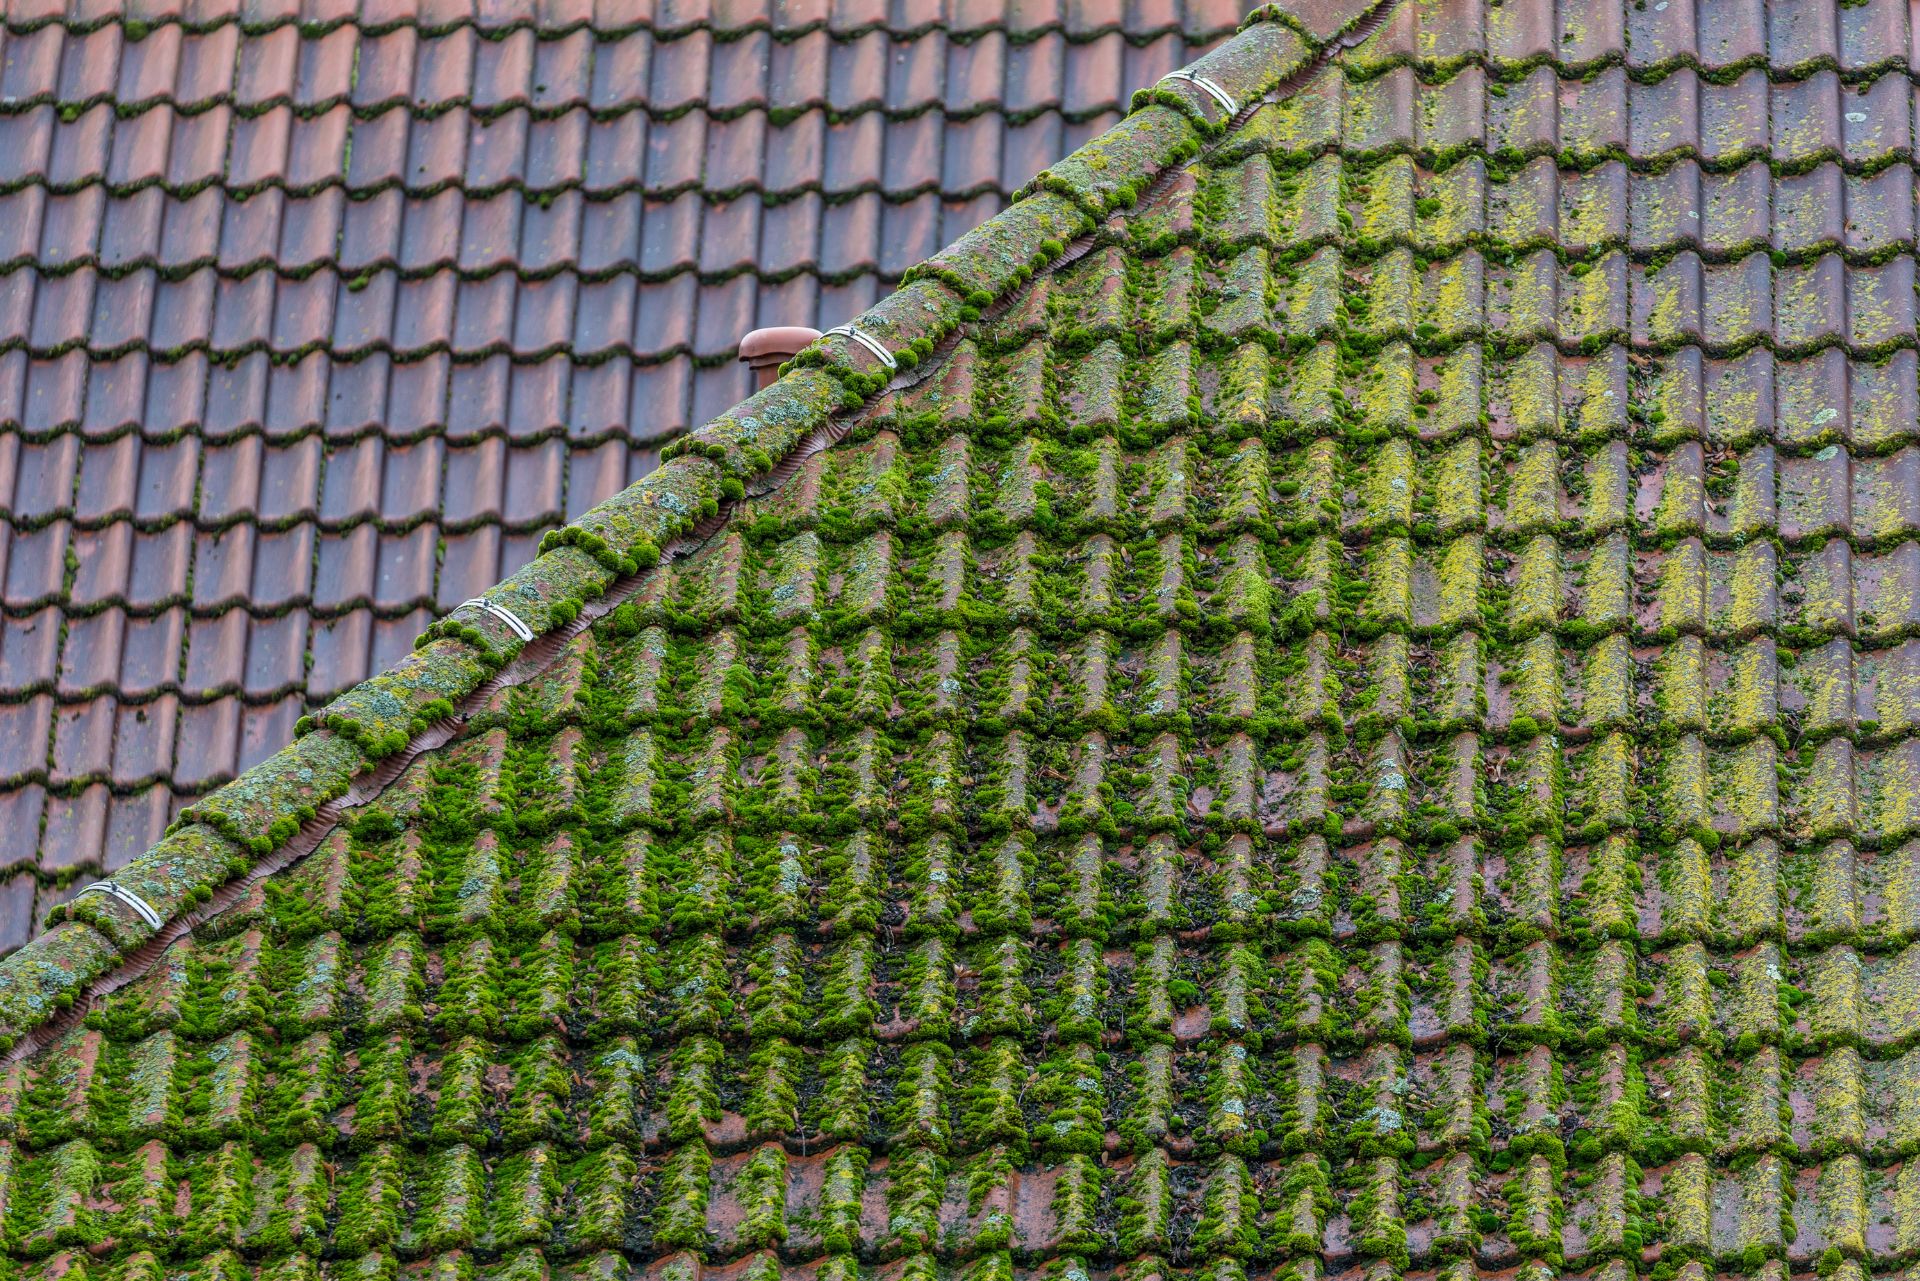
[[1, 2, 1920, 1281]]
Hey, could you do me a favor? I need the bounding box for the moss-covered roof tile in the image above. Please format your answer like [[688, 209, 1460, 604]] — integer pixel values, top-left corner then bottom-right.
[[0, 1, 1916, 1278]]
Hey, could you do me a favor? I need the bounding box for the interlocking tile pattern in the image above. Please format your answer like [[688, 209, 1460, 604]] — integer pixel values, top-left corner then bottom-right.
[[0, 0, 1247, 943], [1, 3, 1920, 1281]]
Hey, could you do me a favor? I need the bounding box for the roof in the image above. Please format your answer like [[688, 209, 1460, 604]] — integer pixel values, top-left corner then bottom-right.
[[0, 0, 1252, 946], [2, 1, 1920, 1280]]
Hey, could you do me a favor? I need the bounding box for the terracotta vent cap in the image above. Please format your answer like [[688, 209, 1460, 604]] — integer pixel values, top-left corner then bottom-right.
[[739, 326, 823, 389]]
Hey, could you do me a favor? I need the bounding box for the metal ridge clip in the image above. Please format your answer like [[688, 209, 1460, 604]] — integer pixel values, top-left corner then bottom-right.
[[1161, 68, 1238, 117], [822, 324, 898, 370], [76, 879, 165, 931], [461, 597, 536, 643]]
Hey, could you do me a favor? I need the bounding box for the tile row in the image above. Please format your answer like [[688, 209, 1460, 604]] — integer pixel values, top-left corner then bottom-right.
[[0, 0, 1250, 41], [1350, 0, 1915, 76], [5, 250, 1920, 386], [0, 341, 836, 447], [6, 153, 1918, 287], [0, 101, 1123, 201], [7, 64, 1920, 204], [0, 24, 1211, 120], [0, 195, 1004, 339]]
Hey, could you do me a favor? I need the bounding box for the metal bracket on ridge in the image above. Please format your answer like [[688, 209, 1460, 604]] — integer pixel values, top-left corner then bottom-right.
[[461, 597, 536, 643], [822, 324, 897, 370], [1161, 68, 1238, 117], [76, 879, 165, 930]]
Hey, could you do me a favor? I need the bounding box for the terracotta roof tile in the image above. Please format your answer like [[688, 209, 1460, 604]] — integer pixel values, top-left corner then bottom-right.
[[305, 606, 371, 695], [0, 0, 1398, 924], [180, 607, 249, 697], [100, 781, 165, 870], [12, 6, 1899, 1280], [0, 604, 59, 693], [114, 606, 182, 696], [169, 692, 238, 786], [0, 869, 37, 952], [123, 521, 190, 609], [46, 693, 114, 786]]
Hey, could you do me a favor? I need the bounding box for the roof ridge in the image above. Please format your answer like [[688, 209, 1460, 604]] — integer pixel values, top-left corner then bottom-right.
[[0, 0, 1362, 1060]]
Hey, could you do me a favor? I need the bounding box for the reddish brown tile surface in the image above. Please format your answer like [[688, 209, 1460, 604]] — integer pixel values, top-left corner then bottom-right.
[[0, 0, 1248, 950], [13, 2, 1920, 1274]]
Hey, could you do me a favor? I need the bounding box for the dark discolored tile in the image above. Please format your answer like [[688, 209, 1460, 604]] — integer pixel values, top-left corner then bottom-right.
[[0, 696, 52, 787], [501, 438, 566, 527], [38, 783, 107, 874], [57, 608, 126, 699], [0, 606, 62, 697], [0, 869, 37, 952], [306, 609, 374, 700], [238, 695, 303, 774], [117, 608, 184, 699], [171, 695, 240, 790], [564, 439, 629, 520], [48, 695, 116, 786], [103, 784, 170, 873]]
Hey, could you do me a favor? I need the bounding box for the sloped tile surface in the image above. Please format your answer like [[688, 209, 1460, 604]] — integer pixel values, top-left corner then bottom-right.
[[0, 5, 1918, 1281], [0, 0, 1242, 939]]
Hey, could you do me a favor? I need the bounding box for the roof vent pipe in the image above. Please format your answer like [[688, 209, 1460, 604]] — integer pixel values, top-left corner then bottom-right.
[[739, 326, 824, 390]]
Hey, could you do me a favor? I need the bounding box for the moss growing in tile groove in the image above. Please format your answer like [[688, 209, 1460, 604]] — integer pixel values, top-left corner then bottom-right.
[[18, 16, 1920, 1281]]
